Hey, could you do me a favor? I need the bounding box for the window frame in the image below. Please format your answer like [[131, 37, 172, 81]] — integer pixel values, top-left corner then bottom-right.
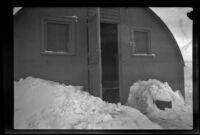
[[41, 16, 76, 55], [130, 27, 155, 57]]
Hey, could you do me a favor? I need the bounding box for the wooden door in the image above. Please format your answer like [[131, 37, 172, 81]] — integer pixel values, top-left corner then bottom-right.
[[119, 8, 135, 104], [88, 8, 102, 98]]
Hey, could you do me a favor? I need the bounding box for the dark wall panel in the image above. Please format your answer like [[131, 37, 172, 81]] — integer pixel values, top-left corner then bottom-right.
[[119, 8, 185, 104], [14, 8, 88, 90]]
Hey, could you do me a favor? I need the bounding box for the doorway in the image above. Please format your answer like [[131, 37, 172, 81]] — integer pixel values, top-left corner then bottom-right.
[[100, 23, 119, 103]]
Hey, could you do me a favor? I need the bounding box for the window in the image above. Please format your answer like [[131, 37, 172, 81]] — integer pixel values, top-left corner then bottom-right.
[[41, 16, 76, 55], [134, 30, 148, 54], [46, 23, 69, 52], [130, 28, 155, 57]]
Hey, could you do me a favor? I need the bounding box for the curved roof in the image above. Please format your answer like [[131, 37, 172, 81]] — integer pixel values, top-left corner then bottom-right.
[[14, 7, 185, 66], [146, 8, 185, 66]]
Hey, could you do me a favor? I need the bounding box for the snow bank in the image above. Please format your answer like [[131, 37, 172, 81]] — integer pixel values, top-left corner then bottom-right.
[[126, 79, 193, 129], [14, 77, 162, 129]]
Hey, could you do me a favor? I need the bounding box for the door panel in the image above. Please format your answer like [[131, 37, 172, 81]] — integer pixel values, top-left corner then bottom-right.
[[120, 9, 135, 104], [88, 8, 102, 98]]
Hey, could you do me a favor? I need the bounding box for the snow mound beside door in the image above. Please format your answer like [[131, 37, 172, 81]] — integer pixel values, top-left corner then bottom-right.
[[126, 79, 193, 129], [14, 76, 162, 129]]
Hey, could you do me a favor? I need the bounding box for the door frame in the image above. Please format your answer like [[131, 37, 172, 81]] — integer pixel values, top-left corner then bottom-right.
[[99, 19, 122, 103], [87, 10, 122, 103], [87, 8, 102, 98]]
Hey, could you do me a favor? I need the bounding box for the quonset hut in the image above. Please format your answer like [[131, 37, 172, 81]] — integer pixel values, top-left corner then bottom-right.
[[14, 7, 185, 104]]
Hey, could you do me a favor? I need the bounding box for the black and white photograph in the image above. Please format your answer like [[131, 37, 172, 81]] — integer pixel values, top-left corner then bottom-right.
[[10, 6, 195, 131]]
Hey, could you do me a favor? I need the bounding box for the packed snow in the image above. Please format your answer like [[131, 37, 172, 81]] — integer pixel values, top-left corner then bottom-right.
[[14, 77, 162, 129], [126, 79, 193, 129], [14, 76, 192, 129]]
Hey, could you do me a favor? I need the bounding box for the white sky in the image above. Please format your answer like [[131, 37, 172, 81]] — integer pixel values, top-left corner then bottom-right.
[[150, 7, 193, 48]]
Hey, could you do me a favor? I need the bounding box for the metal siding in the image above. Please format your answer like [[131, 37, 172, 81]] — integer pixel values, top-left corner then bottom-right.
[[119, 8, 185, 104], [14, 7, 185, 105], [14, 8, 88, 90]]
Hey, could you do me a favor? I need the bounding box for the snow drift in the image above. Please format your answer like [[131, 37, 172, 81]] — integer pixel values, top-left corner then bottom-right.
[[126, 79, 193, 129], [14, 77, 162, 129]]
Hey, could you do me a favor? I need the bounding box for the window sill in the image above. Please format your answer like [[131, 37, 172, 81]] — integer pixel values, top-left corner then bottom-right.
[[41, 51, 75, 55], [132, 53, 156, 58]]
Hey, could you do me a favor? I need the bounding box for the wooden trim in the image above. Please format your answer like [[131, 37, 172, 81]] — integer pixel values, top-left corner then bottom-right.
[[41, 16, 76, 55], [118, 8, 123, 103], [130, 27, 153, 56], [132, 53, 156, 58], [100, 18, 120, 24], [87, 8, 120, 24]]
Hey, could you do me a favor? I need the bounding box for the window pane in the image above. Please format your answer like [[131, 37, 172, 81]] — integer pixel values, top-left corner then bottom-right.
[[134, 31, 148, 54], [46, 23, 69, 52]]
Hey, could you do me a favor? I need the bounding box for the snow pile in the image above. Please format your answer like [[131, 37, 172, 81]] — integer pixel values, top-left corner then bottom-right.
[[126, 79, 193, 129], [14, 77, 162, 129]]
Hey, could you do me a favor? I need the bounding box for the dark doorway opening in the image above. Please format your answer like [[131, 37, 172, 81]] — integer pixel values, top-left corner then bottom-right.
[[100, 23, 119, 103]]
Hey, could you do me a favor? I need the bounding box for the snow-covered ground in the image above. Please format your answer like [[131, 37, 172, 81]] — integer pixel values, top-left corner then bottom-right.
[[14, 63, 193, 129], [126, 78, 193, 129], [14, 77, 162, 129], [125, 61, 193, 129], [184, 61, 193, 106]]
